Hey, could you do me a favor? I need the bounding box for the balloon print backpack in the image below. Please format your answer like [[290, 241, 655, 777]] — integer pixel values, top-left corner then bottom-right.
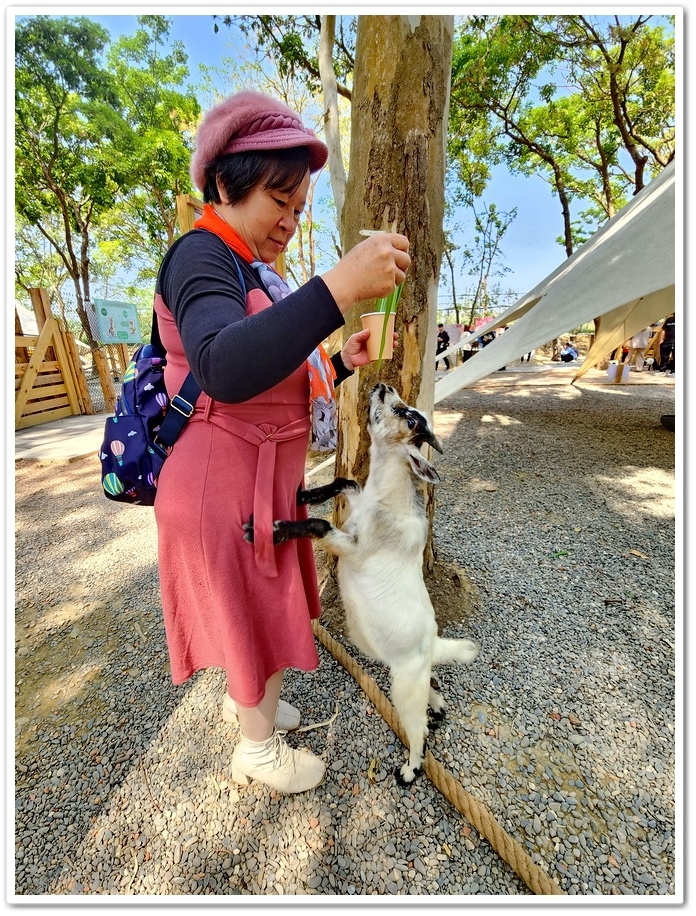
[[99, 316, 201, 506]]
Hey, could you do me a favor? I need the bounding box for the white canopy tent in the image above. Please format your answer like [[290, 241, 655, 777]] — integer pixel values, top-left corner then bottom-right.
[[434, 161, 677, 404]]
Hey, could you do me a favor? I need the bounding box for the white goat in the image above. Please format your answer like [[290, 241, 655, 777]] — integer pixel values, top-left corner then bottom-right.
[[250, 383, 479, 785]]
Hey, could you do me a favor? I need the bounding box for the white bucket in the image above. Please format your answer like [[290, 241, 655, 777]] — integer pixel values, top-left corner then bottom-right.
[[607, 361, 631, 383]]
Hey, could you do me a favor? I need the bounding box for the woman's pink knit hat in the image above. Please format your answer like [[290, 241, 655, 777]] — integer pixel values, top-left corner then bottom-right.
[[190, 89, 328, 191]]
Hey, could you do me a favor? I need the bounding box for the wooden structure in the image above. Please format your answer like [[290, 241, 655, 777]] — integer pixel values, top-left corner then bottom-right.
[[15, 289, 93, 429], [175, 193, 205, 234]]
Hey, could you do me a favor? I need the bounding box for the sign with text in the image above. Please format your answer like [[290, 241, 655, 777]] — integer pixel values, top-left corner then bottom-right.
[[93, 299, 143, 344]]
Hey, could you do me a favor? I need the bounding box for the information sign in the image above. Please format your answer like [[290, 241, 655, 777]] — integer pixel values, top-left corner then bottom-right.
[[92, 299, 143, 344]]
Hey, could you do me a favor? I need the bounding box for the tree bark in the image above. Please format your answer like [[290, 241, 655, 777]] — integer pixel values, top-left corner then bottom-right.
[[334, 15, 453, 570]]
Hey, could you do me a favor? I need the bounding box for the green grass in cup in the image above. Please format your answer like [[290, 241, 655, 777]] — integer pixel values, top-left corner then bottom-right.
[[374, 283, 403, 371]]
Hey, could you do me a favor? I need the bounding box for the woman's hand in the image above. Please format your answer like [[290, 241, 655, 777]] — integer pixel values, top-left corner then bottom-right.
[[321, 233, 410, 315], [341, 328, 399, 371]]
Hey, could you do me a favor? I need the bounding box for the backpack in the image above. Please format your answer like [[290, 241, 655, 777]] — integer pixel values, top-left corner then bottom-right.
[[98, 323, 201, 506], [99, 247, 245, 506]]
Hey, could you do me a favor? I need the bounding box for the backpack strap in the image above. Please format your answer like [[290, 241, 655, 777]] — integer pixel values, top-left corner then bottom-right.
[[151, 371, 203, 458], [151, 248, 246, 459], [149, 307, 165, 354]]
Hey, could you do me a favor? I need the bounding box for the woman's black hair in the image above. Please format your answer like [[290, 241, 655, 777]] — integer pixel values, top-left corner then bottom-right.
[[202, 147, 311, 205]]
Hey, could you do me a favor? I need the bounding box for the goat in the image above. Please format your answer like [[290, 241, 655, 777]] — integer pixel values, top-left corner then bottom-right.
[[245, 383, 479, 785]]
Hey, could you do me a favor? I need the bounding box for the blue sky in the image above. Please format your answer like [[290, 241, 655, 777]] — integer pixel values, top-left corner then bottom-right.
[[13, 7, 679, 312]]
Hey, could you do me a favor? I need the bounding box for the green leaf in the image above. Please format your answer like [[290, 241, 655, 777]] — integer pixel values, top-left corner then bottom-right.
[[374, 282, 403, 372]]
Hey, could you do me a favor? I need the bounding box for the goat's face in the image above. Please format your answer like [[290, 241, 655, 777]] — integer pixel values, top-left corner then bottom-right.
[[368, 384, 443, 483]]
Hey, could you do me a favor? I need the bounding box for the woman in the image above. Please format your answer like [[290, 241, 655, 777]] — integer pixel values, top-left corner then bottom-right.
[[153, 90, 410, 794], [625, 326, 652, 371]]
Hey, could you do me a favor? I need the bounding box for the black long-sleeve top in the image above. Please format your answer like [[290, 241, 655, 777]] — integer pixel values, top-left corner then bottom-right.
[[156, 229, 354, 403]]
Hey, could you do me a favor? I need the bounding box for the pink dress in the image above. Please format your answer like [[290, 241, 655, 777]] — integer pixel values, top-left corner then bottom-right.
[[153, 286, 322, 706]]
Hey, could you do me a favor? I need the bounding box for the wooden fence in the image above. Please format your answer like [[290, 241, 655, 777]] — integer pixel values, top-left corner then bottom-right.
[[15, 289, 93, 430], [15, 288, 133, 429]]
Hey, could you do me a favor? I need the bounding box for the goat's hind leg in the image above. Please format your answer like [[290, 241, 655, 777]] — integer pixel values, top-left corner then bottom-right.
[[427, 677, 446, 731], [390, 660, 432, 786], [425, 637, 479, 730]]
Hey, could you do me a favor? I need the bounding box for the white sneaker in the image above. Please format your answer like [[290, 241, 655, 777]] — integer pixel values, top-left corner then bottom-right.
[[222, 694, 301, 731], [231, 731, 325, 793]]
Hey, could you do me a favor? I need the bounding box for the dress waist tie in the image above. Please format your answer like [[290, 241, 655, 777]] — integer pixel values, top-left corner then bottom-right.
[[203, 402, 310, 578]]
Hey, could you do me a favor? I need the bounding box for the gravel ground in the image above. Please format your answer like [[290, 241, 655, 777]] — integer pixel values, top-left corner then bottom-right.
[[13, 365, 678, 900]]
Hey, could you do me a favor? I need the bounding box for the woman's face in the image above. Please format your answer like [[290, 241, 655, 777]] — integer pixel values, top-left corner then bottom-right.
[[227, 172, 310, 263]]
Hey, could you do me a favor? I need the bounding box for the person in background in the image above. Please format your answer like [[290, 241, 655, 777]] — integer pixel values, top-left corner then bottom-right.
[[461, 324, 475, 362], [658, 313, 676, 373], [643, 322, 662, 370], [435, 323, 451, 370], [153, 90, 410, 794], [559, 342, 578, 362], [625, 327, 652, 371]]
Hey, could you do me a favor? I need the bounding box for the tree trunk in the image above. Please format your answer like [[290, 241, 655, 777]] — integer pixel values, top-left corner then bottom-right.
[[319, 15, 347, 228], [334, 15, 453, 570]]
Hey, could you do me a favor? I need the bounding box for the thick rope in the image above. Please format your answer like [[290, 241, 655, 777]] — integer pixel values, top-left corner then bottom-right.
[[312, 619, 565, 896]]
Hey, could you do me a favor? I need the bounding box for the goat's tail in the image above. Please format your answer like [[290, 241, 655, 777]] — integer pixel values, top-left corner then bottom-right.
[[432, 637, 480, 667]]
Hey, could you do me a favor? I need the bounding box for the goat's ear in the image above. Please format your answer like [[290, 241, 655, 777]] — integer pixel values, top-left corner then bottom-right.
[[407, 446, 441, 484]]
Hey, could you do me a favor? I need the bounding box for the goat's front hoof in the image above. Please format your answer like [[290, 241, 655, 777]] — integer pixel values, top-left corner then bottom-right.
[[394, 764, 422, 787], [272, 520, 293, 544], [272, 518, 332, 544], [242, 515, 255, 543], [296, 478, 359, 505]]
